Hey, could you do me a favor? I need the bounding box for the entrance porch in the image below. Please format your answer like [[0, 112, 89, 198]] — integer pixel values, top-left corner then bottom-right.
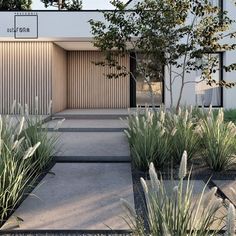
[[0, 41, 163, 115]]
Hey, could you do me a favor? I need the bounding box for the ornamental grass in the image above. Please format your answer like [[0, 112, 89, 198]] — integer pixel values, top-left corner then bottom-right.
[[121, 151, 232, 236]]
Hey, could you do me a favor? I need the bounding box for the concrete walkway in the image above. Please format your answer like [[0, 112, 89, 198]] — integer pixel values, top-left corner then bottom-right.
[[3, 113, 134, 232]]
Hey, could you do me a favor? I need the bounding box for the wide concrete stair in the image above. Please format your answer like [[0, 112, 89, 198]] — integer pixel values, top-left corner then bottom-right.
[[2, 111, 134, 233], [52, 109, 131, 120], [53, 131, 130, 162], [46, 119, 128, 132], [45, 117, 130, 162]]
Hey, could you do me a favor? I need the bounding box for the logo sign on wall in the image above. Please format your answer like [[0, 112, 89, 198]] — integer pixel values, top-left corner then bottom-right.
[[14, 14, 38, 39]]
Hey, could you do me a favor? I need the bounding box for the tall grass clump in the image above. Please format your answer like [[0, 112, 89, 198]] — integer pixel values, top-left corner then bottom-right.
[[125, 108, 173, 170], [0, 115, 41, 225], [196, 108, 236, 171], [121, 151, 226, 236], [17, 98, 58, 171], [126, 107, 201, 170], [166, 107, 200, 164], [22, 117, 57, 171], [0, 99, 58, 226]]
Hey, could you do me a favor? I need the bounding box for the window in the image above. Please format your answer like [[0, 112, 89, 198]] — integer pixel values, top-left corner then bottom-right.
[[209, 0, 222, 8], [195, 53, 223, 107], [134, 53, 164, 107]]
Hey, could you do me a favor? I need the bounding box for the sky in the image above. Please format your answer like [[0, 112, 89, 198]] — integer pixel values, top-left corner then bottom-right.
[[32, 0, 128, 10]]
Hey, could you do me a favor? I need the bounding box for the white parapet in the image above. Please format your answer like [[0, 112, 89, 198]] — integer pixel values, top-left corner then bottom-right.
[[0, 11, 105, 41]]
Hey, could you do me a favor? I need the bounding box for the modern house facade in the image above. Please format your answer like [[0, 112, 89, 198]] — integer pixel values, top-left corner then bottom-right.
[[0, 0, 236, 114]]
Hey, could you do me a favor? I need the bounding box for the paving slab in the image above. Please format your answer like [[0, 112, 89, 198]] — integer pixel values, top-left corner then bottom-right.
[[53, 109, 129, 120], [55, 109, 130, 116], [53, 132, 130, 162], [213, 180, 236, 206], [44, 119, 128, 132], [52, 108, 152, 120], [2, 163, 134, 230]]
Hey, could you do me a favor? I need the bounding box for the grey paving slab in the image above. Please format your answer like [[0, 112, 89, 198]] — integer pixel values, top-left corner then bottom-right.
[[213, 180, 236, 206], [2, 163, 134, 230], [53, 110, 128, 120], [53, 132, 130, 162], [52, 108, 152, 120], [55, 109, 130, 116], [44, 119, 128, 132]]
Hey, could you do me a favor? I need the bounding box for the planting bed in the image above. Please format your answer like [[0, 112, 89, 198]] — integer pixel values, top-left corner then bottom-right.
[[2, 107, 236, 235]]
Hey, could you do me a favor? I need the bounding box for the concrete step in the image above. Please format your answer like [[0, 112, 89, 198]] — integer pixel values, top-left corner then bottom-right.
[[53, 132, 130, 162], [44, 119, 129, 132], [53, 114, 129, 120], [52, 109, 131, 120], [2, 163, 134, 230]]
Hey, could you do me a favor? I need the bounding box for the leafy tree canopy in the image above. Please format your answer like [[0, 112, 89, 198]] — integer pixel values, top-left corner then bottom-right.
[[41, 0, 82, 10], [0, 0, 32, 10]]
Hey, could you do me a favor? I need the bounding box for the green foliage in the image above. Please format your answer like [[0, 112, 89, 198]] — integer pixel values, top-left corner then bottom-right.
[[0, 108, 58, 225], [166, 107, 201, 163], [0, 115, 38, 225], [125, 107, 201, 170], [126, 106, 236, 171], [0, 0, 32, 10], [41, 0, 82, 10], [125, 108, 173, 170], [121, 153, 225, 236], [196, 109, 236, 171], [22, 116, 58, 171], [222, 109, 236, 123], [191, 106, 209, 121], [211, 108, 236, 123]]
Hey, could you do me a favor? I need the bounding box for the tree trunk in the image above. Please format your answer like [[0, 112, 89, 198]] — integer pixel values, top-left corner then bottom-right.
[[169, 65, 173, 108], [176, 84, 184, 112], [146, 79, 156, 111], [176, 52, 188, 112]]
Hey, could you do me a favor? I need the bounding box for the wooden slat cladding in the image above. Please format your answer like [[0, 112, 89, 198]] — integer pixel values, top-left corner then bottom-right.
[[52, 44, 67, 113], [0, 42, 52, 114], [68, 51, 130, 109], [0, 45, 130, 113]]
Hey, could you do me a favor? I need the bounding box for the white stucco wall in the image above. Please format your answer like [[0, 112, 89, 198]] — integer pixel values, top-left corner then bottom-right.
[[0, 11, 104, 40], [222, 0, 236, 109], [165, 0, 236, 109]]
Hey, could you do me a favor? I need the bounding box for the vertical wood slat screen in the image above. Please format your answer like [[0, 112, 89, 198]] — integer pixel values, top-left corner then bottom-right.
[[52, 44, 67, 113], [68, 51, 130, 109], [0, 42, 52, 114]]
